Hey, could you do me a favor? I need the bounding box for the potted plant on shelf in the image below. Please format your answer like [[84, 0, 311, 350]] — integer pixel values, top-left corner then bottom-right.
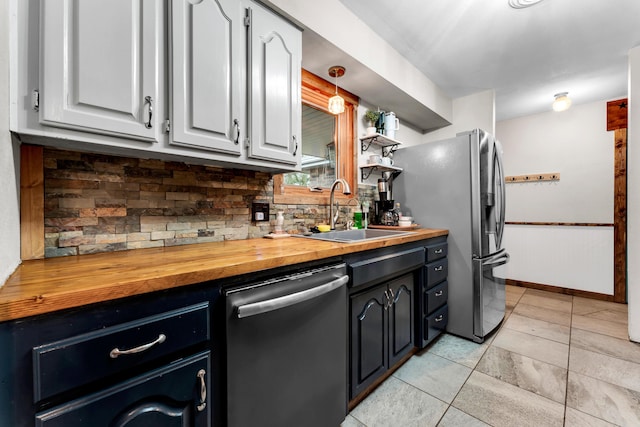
[[364, 110, 380, 135]]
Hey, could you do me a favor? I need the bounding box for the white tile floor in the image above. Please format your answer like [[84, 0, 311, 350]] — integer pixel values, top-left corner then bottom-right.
[[343, 285, 640, 427]]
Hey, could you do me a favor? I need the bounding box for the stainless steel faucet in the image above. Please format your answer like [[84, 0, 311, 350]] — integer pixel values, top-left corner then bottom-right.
[[329, 179, 352, 230]]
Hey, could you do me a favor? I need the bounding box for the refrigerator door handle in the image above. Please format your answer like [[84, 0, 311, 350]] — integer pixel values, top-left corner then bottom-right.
[[494, 143, 506, 250], [482, 250, 510, 268]]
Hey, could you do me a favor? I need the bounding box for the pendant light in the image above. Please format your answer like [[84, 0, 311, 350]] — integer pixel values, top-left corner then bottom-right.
[[552, 92, 572, 112], [327, 66, 346, 115]]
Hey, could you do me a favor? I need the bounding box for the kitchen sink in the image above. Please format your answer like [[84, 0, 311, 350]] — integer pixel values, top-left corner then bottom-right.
[[294, 228, 415, 243]]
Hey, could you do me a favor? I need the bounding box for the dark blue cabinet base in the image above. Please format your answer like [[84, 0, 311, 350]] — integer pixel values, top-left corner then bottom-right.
[[0, 285, 218, 427], [418, 237, 449, 348], [35, 351, 211, 427]]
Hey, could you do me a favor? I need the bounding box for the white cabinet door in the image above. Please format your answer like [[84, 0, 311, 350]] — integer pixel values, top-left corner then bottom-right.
[[170, 0, 243, 155], [39, 0, 162, 142], [246, 2, 301, 166]]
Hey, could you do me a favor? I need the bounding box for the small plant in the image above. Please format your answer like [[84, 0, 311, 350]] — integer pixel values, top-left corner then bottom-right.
[[364, 110, 380, 125]]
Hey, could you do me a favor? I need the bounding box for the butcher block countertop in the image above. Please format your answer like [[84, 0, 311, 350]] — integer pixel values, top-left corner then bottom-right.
[[0, 228, 448, 322]]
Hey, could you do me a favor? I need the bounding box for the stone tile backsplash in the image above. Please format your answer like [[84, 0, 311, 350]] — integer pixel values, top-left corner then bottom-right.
[[43, 148, 373, 258]]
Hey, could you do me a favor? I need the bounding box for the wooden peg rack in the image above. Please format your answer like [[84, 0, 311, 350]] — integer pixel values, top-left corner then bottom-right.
[[505, 172, 560, 183]]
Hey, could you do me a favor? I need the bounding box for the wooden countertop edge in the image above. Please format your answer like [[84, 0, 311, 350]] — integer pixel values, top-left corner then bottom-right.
[[0, 229, 448, 322]]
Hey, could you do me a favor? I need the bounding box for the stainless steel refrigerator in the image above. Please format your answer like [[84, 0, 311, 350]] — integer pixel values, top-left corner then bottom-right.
[[394, 129, 509, 342]]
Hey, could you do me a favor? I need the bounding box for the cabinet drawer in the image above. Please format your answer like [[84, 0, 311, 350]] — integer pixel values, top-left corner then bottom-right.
[[425, 281, 448, 314], [425, 258, 448, 288], [35, 351, 211, 427], [425, 242, 447, 262], [33, 302, 209, 402], [424, 305, 448, 342]]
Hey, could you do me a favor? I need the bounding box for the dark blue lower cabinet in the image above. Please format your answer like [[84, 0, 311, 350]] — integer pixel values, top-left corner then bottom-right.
[[35, 351, 211, 427], [350, 273, 415, 400], [350, 285, 388, 399]]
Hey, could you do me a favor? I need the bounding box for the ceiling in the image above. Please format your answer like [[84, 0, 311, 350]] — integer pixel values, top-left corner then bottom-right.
[[307, 0, 640, 124]]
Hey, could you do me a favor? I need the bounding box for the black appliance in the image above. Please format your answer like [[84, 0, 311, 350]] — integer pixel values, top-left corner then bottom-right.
[[223, 263, 348, 427]]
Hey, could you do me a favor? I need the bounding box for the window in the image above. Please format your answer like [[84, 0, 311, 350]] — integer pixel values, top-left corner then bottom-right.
[[273, 69, 357, 205], [284, 104, 336, 189]]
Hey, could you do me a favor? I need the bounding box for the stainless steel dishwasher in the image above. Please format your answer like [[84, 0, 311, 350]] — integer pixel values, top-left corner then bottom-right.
[[223, 263, 348, 427]]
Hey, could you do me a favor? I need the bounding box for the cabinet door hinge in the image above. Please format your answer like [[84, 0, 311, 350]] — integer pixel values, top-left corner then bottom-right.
[[244, 137, 250, 149], [32, 89, 39, 111], [244, 8, 251, 27], [164, 119, 171, 133]]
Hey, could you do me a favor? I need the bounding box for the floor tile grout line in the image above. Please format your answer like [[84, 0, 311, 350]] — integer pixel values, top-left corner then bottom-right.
[[501, 314, 571, 345], [570, 331, 640, 365], [490, 333, 570, 370], [512, 301, 573, 327], [346, 286, 635, 426], [439, 304, 514, 426], [562, 295, 574, 426], [563, 296, 637, 426]]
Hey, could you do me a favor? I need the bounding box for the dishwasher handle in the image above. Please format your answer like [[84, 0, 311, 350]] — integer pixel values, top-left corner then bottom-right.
[[236, 275, 349, 319]]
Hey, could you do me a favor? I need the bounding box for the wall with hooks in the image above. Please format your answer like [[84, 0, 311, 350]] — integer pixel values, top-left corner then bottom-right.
[[497, 100, 613, 223], [505, 172, 560, 183]]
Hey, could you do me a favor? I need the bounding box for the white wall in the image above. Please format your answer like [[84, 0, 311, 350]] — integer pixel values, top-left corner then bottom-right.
[[0, 0, 22, 287], [267, 0, 452, 123], [503, 224, 613, 294], [498, 101, 614, 223], [355, 102, 423, 186], [355, 89, 494, 186], [423, 90, 495, 143], [628, 45, 640, 342], [496, 100, 616, 295]]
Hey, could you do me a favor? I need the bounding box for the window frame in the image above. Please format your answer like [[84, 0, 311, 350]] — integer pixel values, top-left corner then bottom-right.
[[273, 69, 358, 205]]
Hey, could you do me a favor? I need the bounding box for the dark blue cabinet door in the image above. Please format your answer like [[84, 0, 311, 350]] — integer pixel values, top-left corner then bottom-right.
[[35, 351, 211, 427], [388, 274, 414, 367], [350, 286, 388, 399]]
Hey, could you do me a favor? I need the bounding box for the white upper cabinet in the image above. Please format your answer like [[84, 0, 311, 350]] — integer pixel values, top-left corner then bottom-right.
[[246, 2, 301, 166], [12, 0, 301, 171], [170, 0, 243, 156], [39, 0, 163, 142]]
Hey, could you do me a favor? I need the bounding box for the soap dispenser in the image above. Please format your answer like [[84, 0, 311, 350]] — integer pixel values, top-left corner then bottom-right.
[[275, 211, 285, 234]]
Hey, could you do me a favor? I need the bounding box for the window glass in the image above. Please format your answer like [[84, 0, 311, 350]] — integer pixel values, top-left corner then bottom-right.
[[284, 105, 336, 188], [273, 69, 357, 205]]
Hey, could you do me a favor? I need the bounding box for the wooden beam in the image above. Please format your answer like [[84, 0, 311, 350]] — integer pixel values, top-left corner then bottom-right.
[[607, 98, 628, 131], [614, 128, 627, 303], [20, 144, 45, 260]]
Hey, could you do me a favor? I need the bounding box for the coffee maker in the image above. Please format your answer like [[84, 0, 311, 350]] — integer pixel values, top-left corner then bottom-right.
[[375, 174, 397, 225]]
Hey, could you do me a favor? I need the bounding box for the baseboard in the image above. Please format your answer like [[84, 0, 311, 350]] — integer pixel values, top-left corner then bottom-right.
[[505, 279, 621, 303]]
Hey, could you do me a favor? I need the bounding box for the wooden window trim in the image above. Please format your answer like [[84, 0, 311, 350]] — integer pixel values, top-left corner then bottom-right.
[[273, 69, 358, 205]]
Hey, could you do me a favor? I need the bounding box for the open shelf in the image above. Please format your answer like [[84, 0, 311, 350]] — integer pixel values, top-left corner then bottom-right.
[[359, 163, 403, 180], [360, 133, 402, 155]]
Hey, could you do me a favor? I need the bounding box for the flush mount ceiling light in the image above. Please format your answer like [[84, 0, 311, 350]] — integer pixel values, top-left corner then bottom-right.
[[327, 66, 346, 115], [508, 0, 545, 9], [552, 92, 572, 112]]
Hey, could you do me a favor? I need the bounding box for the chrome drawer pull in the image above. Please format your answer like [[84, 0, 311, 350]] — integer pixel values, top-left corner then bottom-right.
[[435, 290, 443, 297], [434, 266, 443, 272], [109, 334, 166, 359], [434, 249, 443, 254], [197, 369, 207, 412], [435, 315, 444, 322]]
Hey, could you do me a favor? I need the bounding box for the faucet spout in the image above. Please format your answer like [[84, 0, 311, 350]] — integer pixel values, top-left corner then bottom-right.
[[329, 179, 351, 230]]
